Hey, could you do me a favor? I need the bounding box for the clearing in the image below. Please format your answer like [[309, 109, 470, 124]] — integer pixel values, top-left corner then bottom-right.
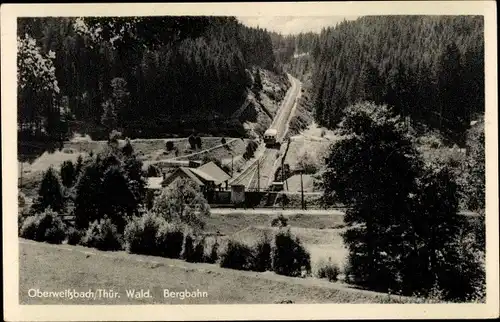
[[284, 123, 338, 173]]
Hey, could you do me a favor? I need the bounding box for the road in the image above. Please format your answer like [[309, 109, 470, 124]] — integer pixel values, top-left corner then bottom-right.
[[210, 208, 480, 217], [231, 74, 302, 190], [210, 208, 345, 216]]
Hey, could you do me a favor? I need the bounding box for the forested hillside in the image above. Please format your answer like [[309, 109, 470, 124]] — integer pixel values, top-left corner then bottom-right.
[[270, 31, 319, 83], [17, 17, 278, 147], [310, 16, 484, 145]]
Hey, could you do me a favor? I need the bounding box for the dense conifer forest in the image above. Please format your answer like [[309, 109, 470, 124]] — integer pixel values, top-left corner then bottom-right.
[[17, 16, 278, 146], [272, 16, 484, 145], [18, 15, 485, 152]]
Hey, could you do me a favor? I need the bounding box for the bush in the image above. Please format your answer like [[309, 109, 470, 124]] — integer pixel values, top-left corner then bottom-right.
[[124, 212, 163, 255], [206, 238, 219, 264], [274, 164, 291, 182], [109, 130, 122, 144], [297, 149, 318, 174], [243, 140, 259, 159], [272, 229, 311, 277], [191, 237, 206, 263], [20, 209, 66, 244], [219, 240, 254, 271], [146, 164, 160, 177], [188, 135, 196, 149], [66, 226, 83, 245], [252, 235, 272, 272], [181, 231, 196, 262], [195, 136, 202, 149], [124, 213, 187, 258], [271, 214, 288, 227], [18, 191, 26, 209], [152, 178, 210, 231], [20, 216, 39, 240], [156, 222, 185, 259], [18, 212, 27, 235], [82, 218, 122, 251], [316, 260, 340, 282], [165, 141, 174, 151], [418, 132, 444, 148]]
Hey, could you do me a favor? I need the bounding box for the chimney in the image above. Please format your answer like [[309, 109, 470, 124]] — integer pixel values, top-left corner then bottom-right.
[[162, 172, 166, 179]]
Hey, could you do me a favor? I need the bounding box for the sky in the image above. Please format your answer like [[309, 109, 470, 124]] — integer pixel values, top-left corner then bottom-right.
[[236, 16, 359, 35]]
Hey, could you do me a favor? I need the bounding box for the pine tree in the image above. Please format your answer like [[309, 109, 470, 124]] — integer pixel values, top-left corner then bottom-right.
[[74, 154, 84, 178], [122, 138, 134, 157], [101, 99, 117, 132], [60, 160, 75, 188], [32, 167, 65, 214], [74, 160, 103, 229], [100, 165, 135, 232], [437, 42, 468, 144]]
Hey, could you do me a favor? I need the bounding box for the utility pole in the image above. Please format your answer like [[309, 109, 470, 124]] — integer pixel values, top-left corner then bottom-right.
[[257, 159, 261, 192], [300, 170, 305, 210], [281, 160, 285, 210], [281, 159, 285, 184]]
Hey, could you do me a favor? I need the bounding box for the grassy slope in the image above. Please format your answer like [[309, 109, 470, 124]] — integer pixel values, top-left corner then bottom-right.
[[206, 213, 348, 269], [19, 137, 250, 197], [205, 212, 344, 236], [19, 239, 412, 304]]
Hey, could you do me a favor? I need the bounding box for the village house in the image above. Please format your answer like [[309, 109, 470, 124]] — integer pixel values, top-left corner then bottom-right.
[[145, 161, 232, 208]]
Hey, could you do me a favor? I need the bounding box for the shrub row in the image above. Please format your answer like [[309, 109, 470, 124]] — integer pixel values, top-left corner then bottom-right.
[[19, 211, 123, 251], [124, 212, 219, 263], [19, 211, 311, 280], [220, 229, 311, 278]]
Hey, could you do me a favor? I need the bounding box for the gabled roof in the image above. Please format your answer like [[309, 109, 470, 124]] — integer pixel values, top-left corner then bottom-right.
[[197, 161, 231, 183], [177, 167, 206, 186], [190, 167, 217, 183]]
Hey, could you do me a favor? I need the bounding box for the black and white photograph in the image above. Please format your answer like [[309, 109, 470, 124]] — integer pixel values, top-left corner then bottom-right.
[[2, 1, 498, 321]]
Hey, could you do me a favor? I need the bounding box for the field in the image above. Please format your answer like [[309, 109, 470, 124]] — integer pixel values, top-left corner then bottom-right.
[[284, 174, 316, 192], [19, 239, 413, 304], [19, 136, 250, 198], [284, 123, 337, 172], [205, 212, 348, 272]]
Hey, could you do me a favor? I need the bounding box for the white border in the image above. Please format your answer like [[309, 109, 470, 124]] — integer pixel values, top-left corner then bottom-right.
[[2, 2, 498, 321]]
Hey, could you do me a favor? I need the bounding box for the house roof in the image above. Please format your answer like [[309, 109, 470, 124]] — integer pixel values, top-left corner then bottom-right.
[[177, 167, 205, 186], [147, 177, 163, 190], [197, 161, 231, 184], [154, 162, 230, 189], [190, 167, 217, 183]]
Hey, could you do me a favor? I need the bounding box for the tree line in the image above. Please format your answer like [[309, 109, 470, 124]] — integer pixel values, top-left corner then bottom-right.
[[17, 16, 278, 150], [271, 16, 484, 146], [311, 16, 484, 145]]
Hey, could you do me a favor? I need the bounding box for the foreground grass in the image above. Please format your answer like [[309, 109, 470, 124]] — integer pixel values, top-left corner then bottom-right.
[[19, 239, 414, 304]]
